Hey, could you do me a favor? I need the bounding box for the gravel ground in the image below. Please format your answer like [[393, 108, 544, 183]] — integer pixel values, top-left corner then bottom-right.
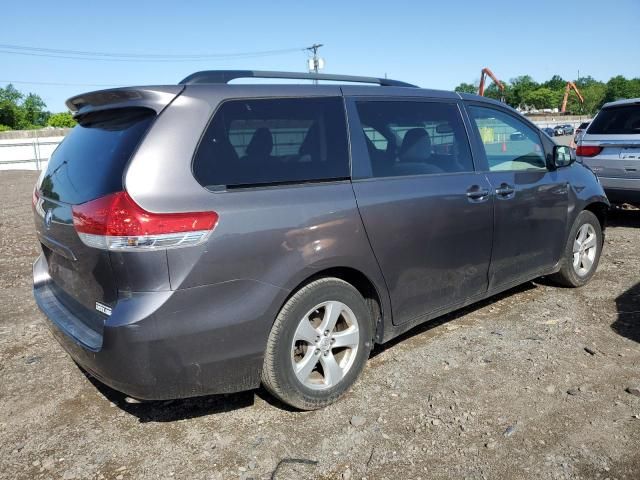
[[1, 170, 639, 480]]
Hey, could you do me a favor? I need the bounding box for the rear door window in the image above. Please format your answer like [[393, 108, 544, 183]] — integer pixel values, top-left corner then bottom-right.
[[38, 108, 155, 204], [588, 104, 640, 134], [193, 97, 349, 189], [354, 100, 474, 178]]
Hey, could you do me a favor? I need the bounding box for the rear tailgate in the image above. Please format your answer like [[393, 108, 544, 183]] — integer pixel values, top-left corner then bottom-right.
[[580, 102, 640, 179], [580, 134, 640, 179], [33, 86, 182, 322]]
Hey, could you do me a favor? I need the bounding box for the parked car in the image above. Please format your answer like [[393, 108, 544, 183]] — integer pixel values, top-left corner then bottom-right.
[[553, 125, 565, 136], [561, 124, 574, 135], [575, 121, 590, 143], [32, 70, 609, 410], [578, 98, 640, 206], [542, 127, 555, 137]]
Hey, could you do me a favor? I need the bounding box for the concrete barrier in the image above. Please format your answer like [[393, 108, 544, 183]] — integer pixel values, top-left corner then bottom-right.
[[0, 136, 61, 170], [0, 128, 71, 140]]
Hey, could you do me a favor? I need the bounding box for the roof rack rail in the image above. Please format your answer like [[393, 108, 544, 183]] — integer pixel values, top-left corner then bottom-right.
[[179, 70, 417, 88]]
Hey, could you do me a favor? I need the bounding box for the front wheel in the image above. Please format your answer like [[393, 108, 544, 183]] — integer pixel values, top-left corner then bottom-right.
[[549, 210, 603, 287], [261, 277, 373, 410]]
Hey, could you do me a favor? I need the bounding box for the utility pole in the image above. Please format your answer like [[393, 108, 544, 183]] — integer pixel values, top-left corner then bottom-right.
[[306, 43, 324, 84]]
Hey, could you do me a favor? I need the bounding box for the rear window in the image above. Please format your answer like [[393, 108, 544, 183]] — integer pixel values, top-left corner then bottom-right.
[[39, 108, 155, 204], [193, 97, 349, 190], [588, 104, 640, 134]]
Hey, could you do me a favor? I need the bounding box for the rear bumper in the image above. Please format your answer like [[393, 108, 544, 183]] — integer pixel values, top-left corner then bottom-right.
[[598, 177, 640, 204], [33, 254, 287, 400]]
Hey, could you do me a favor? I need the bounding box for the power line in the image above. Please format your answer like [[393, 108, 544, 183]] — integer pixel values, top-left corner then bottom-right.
[[0, 43, 305, 58], [0, 49, 299, 62], [0, 43, 306, 62]]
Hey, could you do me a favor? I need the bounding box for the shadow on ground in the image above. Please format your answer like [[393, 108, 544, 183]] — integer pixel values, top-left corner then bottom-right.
[[612, 282, 640, 344], [370, 281, 537, 357], [83, 371, 258, 422], [607, 207, 640, 228]]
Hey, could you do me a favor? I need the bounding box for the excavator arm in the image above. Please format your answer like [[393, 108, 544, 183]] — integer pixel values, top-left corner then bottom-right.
[[478, 68, 505, 96], [561, 81, 585, 113]]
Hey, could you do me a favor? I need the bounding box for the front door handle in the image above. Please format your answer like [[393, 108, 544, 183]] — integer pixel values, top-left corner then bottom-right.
[[466, 185, 490, 202], [495, 183, 515, 198]]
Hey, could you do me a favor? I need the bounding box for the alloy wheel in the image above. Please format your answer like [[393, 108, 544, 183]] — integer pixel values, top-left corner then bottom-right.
[[291, 301, 360, 390]]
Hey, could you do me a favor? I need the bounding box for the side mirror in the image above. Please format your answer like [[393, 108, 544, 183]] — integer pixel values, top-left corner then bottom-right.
[[553, 145, 574, 168]]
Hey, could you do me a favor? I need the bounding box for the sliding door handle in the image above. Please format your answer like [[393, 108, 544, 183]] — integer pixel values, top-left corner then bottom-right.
[[495, 183, 515, 198], [466, 185, 490, 202]]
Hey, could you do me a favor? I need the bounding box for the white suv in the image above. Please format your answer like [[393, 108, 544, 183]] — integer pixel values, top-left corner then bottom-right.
[[578, 98, 640, 206]]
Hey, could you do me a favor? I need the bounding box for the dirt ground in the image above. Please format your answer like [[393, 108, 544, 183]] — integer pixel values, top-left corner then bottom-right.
[[1, 170, 639, 480]]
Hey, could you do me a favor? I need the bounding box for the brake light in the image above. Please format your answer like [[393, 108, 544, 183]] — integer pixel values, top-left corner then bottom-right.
[[576, 145, 603, 157], [72, 191, 218, 251], [32, 186, 39, 208]]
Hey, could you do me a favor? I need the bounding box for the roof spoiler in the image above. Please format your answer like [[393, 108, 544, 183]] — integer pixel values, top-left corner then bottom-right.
[[179, 70, 417, 88], [66, 85, 184, 117]]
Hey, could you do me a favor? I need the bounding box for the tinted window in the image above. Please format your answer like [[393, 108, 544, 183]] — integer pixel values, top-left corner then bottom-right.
[[355, 101, 473, 178], [588, 105, 640, 134], [193, 97, 349, 189], [468, 105, 546, 171], [39, 108, 154, 204]]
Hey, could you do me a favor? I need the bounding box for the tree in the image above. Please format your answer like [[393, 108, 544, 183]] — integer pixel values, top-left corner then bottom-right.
[[0, 84, 50, 130], [454, 82, 477, 94], [523, 87, 558, 109], [0, 100, 21, 128], [482, 82, 507, 101], [0, 84, 23, 104], [451, 74, 640, 114], [566, 82, 606, 115], [507, 75, 539, 107], [575, 75, 599, 89], [544, 74, 565, 91], [22, 93, 49, 127], [47, 111, 76, 128], [604, 75, 639, 103]]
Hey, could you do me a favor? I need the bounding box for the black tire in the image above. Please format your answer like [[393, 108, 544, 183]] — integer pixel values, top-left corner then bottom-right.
[[261, 277, 373, 410], [549, 210, 603, 287]]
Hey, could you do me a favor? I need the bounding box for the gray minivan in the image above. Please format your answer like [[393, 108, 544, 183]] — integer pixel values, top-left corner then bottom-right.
[[33, 71, 608, 410]]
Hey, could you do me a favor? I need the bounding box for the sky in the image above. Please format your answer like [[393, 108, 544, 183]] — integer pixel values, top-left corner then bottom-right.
[[2, 0, 639, 112]]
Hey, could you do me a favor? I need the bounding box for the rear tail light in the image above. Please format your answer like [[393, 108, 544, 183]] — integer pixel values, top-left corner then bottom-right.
[[576, 145, 603, 157], [32, 187, 45, 216], [72, 191, 218, 251]]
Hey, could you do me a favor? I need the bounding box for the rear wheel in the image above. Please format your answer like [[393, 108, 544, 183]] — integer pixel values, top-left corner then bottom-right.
[[549, 210, 602, 287], [261, 277, 373, 410]]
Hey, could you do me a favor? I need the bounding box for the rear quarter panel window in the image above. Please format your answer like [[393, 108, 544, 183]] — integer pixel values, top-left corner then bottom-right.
[[193, 97, 350, 190]]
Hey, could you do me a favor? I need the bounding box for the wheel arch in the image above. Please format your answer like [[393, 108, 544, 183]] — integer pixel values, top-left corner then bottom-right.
[[583, 201, 609, 233], [281, 266, 389, 344]]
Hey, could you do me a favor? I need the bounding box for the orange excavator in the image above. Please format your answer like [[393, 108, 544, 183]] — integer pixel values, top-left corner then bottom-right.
[[478, 67, 505, 102], [561, 81, 584, 113]]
